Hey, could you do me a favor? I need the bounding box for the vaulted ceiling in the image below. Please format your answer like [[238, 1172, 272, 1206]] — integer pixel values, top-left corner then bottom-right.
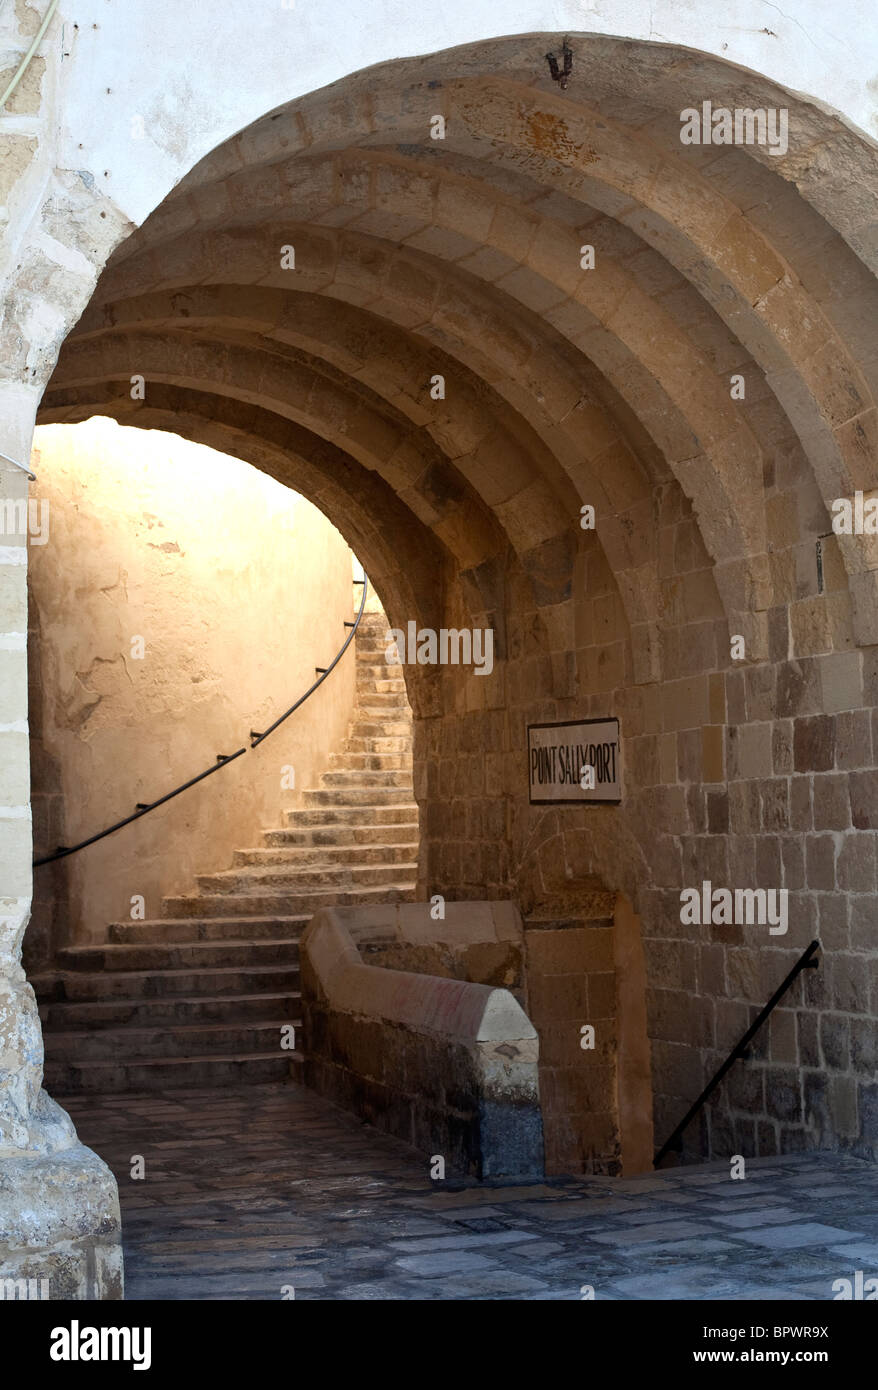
[[40, 34, 878, 677]]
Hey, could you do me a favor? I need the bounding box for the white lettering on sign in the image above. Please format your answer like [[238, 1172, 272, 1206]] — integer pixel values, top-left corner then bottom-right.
[[527, 719, 621, 804]]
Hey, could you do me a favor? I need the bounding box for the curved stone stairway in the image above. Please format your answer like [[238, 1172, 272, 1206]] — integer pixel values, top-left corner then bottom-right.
[[34, 612, 418, 1092]]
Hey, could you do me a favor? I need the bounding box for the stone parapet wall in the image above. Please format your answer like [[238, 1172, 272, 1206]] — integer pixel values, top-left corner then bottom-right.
[[301, 902, 545, 1179]]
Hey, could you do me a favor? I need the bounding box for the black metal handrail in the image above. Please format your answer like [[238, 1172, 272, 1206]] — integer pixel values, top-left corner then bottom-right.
[[33, 575, 368, 867], [653, 938, 820, 1167]]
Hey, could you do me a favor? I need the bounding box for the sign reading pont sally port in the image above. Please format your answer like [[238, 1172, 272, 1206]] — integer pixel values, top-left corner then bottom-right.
[[527, 718, 621, 805]]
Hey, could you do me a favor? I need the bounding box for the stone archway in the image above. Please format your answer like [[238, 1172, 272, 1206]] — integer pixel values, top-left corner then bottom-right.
[[3, 24, 878, 1298]]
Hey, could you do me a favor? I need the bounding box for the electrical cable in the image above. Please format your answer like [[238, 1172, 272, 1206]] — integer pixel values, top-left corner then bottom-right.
[[0, 0, 60, 111], [0, 449, 37, 480]]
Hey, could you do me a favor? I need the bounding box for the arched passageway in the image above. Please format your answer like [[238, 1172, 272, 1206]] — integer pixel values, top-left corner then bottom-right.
[[37, 34, 878, 1177], [3, 20, 878, 1305]]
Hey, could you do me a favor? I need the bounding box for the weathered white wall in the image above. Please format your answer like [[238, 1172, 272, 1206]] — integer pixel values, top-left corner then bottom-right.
[[56, 0, 878, 230], [4, 4, 877, 359], [27, 418, 358, 958]]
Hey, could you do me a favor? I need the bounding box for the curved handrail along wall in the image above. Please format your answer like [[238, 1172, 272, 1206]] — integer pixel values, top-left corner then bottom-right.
[[33, 577, 369, 868]]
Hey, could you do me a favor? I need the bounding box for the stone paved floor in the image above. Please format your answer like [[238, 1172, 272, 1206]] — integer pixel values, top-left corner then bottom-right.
[[62, 1081, 878, 1301]]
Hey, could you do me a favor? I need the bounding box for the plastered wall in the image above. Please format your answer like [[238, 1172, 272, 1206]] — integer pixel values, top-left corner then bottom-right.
[[26, 418, 358, 964]]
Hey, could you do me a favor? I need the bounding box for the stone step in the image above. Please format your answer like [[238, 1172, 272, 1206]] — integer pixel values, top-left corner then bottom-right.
[[355, 703, 414, 718], [355, 676, 405, 693], [321, 768, 413, 788], [262, 822, 419, 848], [108, 915, 308, 944], [351, 688, 408, 708], [328, 751, 411, 770], [163, 883, 416, 918], [42, 1017, 301, 1062], [355, 652, 394, 667], [303, 786, 416, 807], [55, 938, 300, 973], [282, 804, 416, 827], [355, 659, 405, 676], [39, 991, 300, 1029], [233, 841, 418, 868], [348, 719, 412, 738], [44, 1052, 303, 1095], [352, 701, 408, 716], [196, 861, 416, 893], [31, 962, 301, 1002], [35, 606, 420, 1096], [351, 706, 408, 721], [354, 681, 405, 695], [354, 684, 407, 702], [343, 735, 412, 754]]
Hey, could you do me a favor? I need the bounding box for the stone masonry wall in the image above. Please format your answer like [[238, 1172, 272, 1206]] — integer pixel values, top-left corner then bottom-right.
[[414, 468, 878, 1171]]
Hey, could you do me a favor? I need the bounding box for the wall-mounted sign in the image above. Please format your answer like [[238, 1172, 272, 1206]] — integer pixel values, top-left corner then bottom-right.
[[527, 718, 621, 805]]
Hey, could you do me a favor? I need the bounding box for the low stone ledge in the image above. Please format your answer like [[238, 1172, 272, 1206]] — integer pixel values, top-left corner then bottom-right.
[[300, 902, 544, 1179]]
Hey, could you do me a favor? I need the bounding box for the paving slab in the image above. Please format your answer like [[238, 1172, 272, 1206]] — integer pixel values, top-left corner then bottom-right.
[[732, 1223, 865, 1250], [589, 1220, 721, 1245], [827, 1241, 878, 1261], [389, 1229, 538, 1252], [394, 1250, 500, 1276], [59, 1080, 878, 1302], [712, 1207, 801, 1229]]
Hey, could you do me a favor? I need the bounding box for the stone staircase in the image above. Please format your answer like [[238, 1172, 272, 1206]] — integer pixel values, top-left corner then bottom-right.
[[34, 611, 418, 1093]]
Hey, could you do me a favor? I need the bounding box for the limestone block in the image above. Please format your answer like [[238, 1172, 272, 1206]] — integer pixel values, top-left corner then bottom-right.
[[661, 674, 709, 732], [0, 1133, 122, 1299], [0, 970, 42, 1154], [707, 213, 785, 303], [848, 570, 878, 646], [817, 651, 862, 714], [0, 134, 37, 204]]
